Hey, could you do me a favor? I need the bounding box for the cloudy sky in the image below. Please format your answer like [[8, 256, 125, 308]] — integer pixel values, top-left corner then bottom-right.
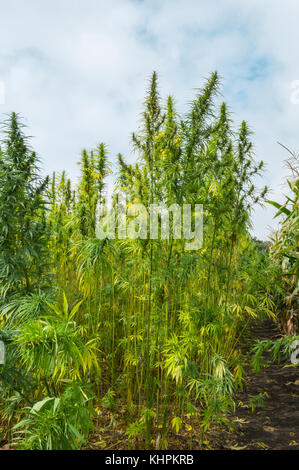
[[0, 0, 298, 239]]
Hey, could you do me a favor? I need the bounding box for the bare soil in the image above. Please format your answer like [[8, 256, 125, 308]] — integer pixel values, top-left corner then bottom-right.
[[209, 320, 299, 450]]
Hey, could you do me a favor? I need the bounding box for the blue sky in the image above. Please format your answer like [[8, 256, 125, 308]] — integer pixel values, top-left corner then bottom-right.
[[0, 0, 298, 239]]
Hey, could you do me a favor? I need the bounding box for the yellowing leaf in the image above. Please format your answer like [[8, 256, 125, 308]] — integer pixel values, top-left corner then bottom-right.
[[171, 416, 182, 434]]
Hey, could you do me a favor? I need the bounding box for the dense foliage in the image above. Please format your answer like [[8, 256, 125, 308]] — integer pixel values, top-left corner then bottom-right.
[[0, 73, 297, 450], [267, 146, 298, 334]]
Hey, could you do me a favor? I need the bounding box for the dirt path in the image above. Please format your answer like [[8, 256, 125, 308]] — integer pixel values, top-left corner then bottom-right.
[[210, 320, 299, 450]]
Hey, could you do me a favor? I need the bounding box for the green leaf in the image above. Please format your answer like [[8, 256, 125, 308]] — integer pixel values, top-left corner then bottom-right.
[[266, 200, 291, 218], [63, 292, 69, 316], [31, 397, 55, 413], [69, 299, 84, 320], [68, 423, 84, 442]]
